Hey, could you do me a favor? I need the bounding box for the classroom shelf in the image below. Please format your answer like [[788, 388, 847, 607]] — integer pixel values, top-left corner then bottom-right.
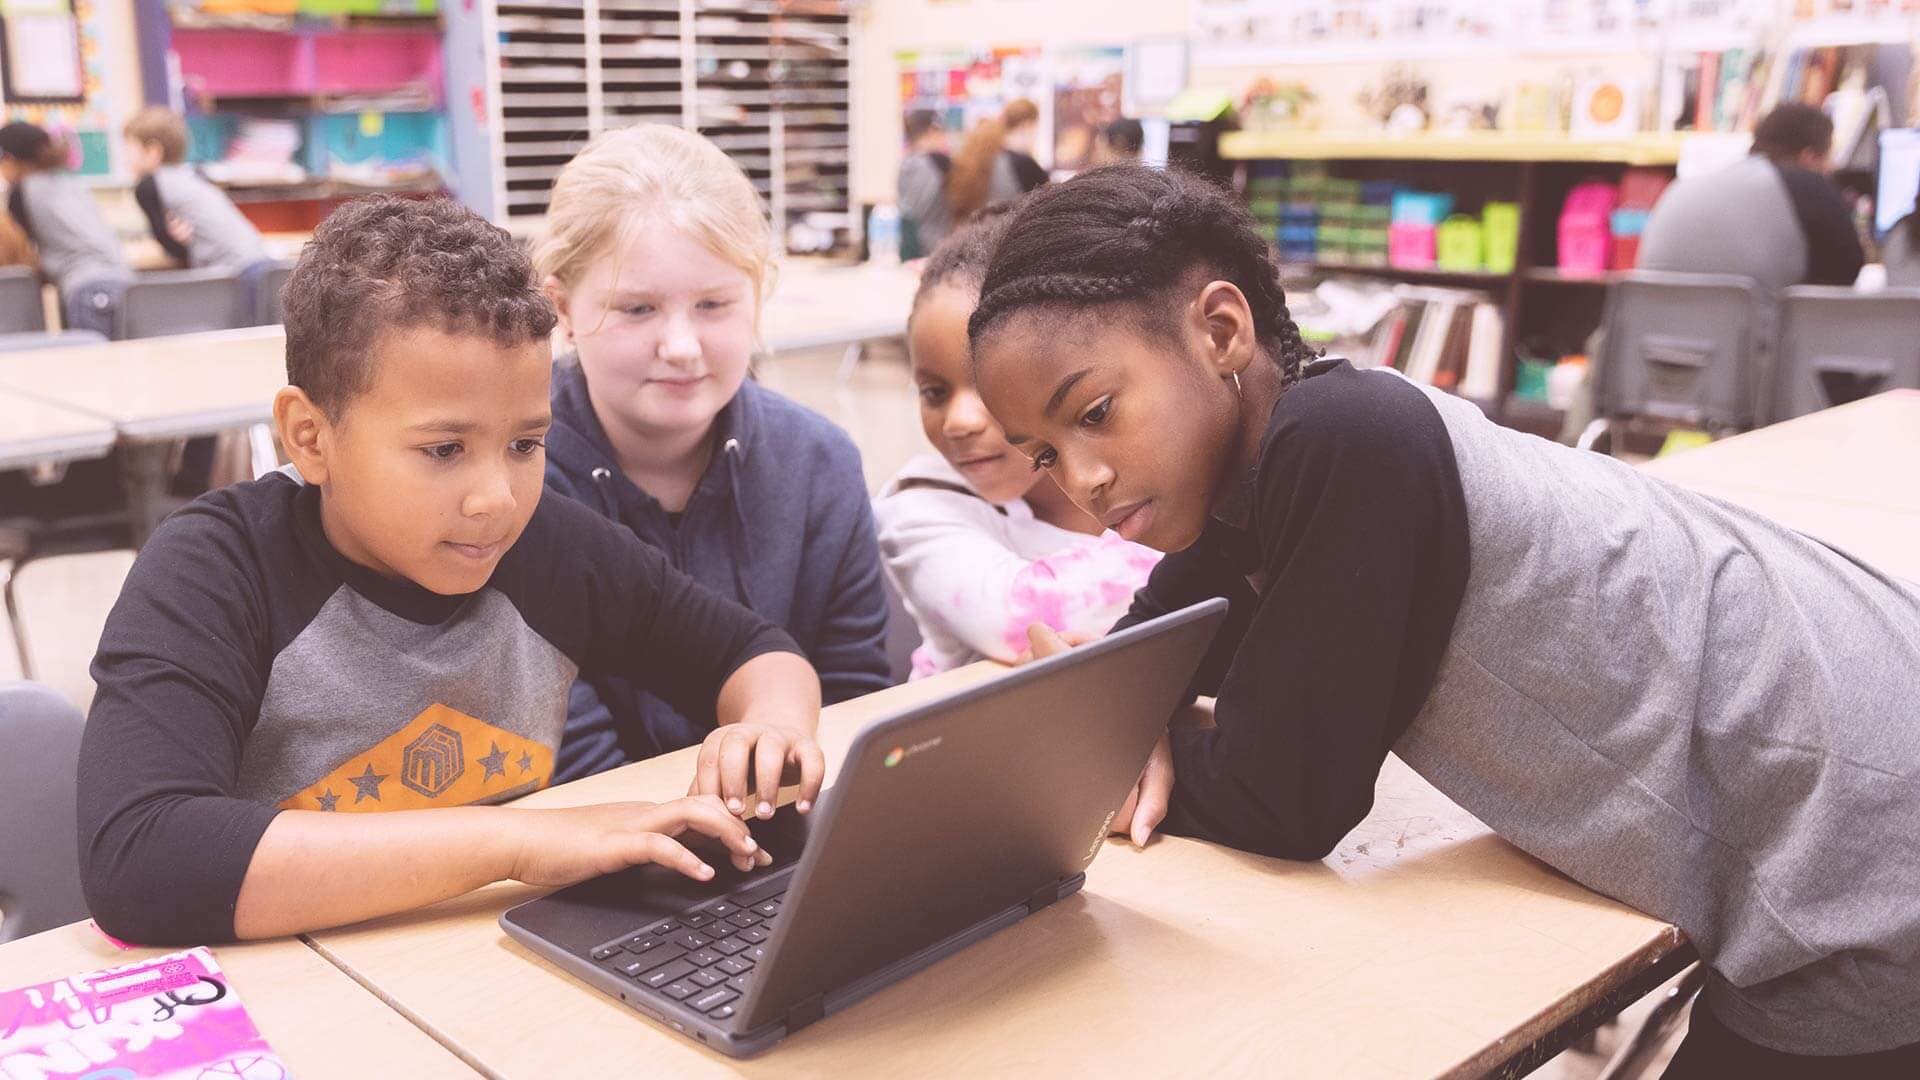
[[1288, 261, 1513, 288], [1221, 131, 1688, 166], [452, 0, 852, 252], [1522, 267, 1631, 285]]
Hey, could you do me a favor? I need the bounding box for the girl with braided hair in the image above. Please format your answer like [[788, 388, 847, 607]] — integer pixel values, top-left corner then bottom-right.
[[873, 204, 1160, 679], [969, 165, 1920, 1076]]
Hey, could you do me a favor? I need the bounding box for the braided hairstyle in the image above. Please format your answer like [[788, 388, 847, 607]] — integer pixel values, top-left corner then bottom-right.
[[968, 166, 1314, 388]]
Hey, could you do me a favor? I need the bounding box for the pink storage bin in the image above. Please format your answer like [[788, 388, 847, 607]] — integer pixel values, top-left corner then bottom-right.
[[172, 29, 312, 97], [1388, 222, 1437, 269], [312, 31, 442, 97], [1557, 181, 1618, 274]]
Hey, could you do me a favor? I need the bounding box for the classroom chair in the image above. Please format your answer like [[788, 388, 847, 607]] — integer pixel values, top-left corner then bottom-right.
[[882, 576, 922, 685], [1583, 271, 1771, 451], [0, 680, 88, 941], [0, 329, 107, 352], [5, 548, 136, 711], [1770, 286, 1920, 423], [0, 266, 45, 334], [253, 260, 296, 326], [117, 268, 249, 340]]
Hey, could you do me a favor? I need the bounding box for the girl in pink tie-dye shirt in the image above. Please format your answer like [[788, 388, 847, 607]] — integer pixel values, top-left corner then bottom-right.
[[873, 208, 1161, 677]]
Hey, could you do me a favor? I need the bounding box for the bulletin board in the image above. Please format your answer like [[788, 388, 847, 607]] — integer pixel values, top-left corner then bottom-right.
[[0, 0, 116, 176], [896, 44, 1048, 157]]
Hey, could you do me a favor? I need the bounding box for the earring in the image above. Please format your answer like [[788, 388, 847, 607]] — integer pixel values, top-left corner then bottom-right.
[[1230, 370, 1243, 398]]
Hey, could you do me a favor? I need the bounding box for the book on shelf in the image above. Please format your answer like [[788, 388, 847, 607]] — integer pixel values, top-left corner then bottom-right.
[[1364, 285, 1505, 404]]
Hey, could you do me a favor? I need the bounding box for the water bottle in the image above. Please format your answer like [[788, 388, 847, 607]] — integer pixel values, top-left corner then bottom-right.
[[868, 204, 900, 266]]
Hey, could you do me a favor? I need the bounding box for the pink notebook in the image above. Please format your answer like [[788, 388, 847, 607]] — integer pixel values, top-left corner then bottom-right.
[[0, 947, 291, 1079]]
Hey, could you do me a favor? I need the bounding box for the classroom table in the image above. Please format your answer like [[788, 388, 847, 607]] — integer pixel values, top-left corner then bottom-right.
[[0, 390, 116, 472], [1639, 389, 1920, 515], [0, 921, 477, 1078], [0, 326, 287, 545], [762, 259, 919, 353], [301, 663, 1688, 1079]]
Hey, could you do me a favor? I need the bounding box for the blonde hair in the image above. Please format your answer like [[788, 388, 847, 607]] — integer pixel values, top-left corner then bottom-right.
[[123, 106, 190, 165], [534, 124, 774, 327]]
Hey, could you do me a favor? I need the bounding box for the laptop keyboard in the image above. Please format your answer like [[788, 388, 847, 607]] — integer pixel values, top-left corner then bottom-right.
[[587, 888, 786, 1023]]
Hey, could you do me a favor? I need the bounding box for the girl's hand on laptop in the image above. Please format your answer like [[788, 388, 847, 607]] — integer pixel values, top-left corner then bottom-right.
[[508, 796, 772, 888], [690, 722, 827, 821], [1017, 623, 1094, 664], [1111, 733, 1173, 848]]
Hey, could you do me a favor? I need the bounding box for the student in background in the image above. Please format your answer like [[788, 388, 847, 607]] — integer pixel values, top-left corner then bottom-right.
[[536, 124, 889, 788], [896, 108, 953, 259], [122, 107, 274, 287], [947, 100, 1047, 224], [1094, 118, 1146, 167], [79, 196, 823, 946], [0, 121, 132, 337], [970, 165, 1919, 1076], [874, 205, 1160, 678], [1639, 103, 1865, 291]]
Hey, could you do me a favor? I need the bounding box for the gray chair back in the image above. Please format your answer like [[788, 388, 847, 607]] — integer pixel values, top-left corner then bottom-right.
[[0, 265, 45, 334], [882, 575, 922, 685], [253, 260, 295, 326], [0, 329, 107, 352], [118, 268, 248, 339], [1771, 285, 1920, 423], [0, 681, 87, 941], [1594, 271, 1771, 433]]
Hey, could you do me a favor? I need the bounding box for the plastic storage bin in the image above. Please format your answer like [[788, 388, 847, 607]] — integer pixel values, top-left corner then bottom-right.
[[1557, 181, 1618, 274]]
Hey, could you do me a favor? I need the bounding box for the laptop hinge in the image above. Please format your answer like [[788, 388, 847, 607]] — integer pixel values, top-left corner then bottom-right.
[[1027, 878, 1068, 915], [785, 994, 825, 1033]]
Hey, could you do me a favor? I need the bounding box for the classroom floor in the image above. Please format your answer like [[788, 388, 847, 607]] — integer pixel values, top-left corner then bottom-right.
[[4, 338, 1691, 1077]]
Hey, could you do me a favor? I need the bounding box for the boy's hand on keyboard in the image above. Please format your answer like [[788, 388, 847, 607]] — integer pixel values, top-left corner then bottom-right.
[[1112, 732, 1173, 847], [508, 796, 773, 888], [690, 722, 826, 821]]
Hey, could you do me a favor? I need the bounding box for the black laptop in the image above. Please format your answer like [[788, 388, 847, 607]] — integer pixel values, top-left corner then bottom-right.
[[500, 599, 1227, 1057]]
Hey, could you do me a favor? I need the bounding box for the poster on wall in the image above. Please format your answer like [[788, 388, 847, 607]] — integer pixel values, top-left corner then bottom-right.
[[1052, 45, 1125, 171], [896, 46, 1046, 151], [0, 0, 117, 176], [0, 5, 85, 103]]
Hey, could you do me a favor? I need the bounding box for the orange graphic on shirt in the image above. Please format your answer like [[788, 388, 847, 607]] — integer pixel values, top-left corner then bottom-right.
[[280, 703, 553, 813]]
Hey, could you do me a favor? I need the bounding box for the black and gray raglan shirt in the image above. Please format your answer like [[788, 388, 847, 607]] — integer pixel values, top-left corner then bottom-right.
[[77, 466, 800, 946]]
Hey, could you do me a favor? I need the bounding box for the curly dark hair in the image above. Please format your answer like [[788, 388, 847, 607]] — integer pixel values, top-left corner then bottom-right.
[[910, 198, 1021, 316], [283, 196, 556, 417], [967, 166, 1315, 388]]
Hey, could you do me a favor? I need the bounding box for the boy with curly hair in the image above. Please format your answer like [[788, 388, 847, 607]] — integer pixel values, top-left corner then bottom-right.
[[79, 197, 825, 946]]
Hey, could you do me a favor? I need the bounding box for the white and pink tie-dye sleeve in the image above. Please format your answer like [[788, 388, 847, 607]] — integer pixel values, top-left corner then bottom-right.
[[880, 499, 1161, 672]]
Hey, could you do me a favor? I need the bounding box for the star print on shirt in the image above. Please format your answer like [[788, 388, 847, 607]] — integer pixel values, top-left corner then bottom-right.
[[316, 788, 340, 812], [518, 750, 534, 775], [349, 762, 387, 804], [479, 742, 508, 781]]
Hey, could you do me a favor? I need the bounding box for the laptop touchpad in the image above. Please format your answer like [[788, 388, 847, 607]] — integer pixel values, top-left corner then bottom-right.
[[503, 807, 811, 955]]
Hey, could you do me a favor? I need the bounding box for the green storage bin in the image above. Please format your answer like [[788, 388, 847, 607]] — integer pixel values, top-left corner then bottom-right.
[[1435, 215, 1484, 271], [1482, 201, 1520, 274], [1513, 359, 1552, 402]]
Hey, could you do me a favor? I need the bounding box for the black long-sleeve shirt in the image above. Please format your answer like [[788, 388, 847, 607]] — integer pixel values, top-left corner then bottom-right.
[[1772, 161, 1866, 288], [78, 467, 799, 946], [1116, 359, 1470, 859]]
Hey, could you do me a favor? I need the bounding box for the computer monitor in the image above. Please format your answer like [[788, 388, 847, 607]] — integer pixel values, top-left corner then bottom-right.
[[1874, 128, 1920, 237]]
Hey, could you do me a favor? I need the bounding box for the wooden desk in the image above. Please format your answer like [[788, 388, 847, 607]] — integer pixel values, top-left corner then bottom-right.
[[125, 231, 310, 272], [0, 390, 116, 471], [763, 261, 918, 354], [0, 326, 286, 544], [0, 921, 476, 1078], [305, 665, 1685, 1079], [1640, 390, 1920, 515]]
